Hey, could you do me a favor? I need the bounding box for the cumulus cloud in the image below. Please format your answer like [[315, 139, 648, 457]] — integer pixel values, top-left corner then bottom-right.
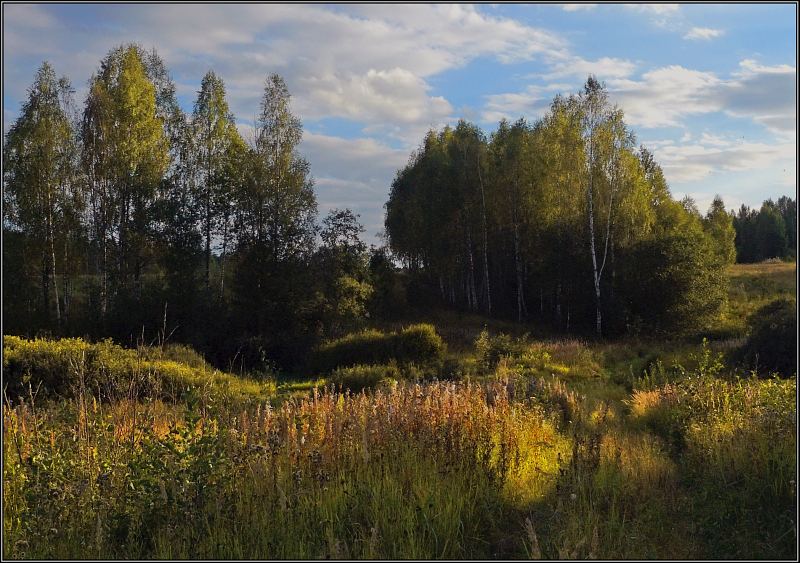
[[544, 56, 637, 81], [300, 133, 409, 237], [622, 4, 682, 30], [608, 66, 722, 128], [722, 60, 797, 134], [295, 68, 453, 127], [683, 27, 724, 40], [604, 60, 796, 135], [624, 4, 680, 15], [482, 84, 562, 123], [646, 135, 796, 184], [3, 4, 572, 145]]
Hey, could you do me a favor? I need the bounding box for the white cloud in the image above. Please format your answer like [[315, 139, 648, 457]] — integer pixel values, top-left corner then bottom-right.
[[608, 66, 722, 128], [482, 85, 560, 123], [605, 60, 796, 134], [300, 133, 409, 238], [647, 135, 796, 184], [562, 4, 597, 12], [3, 4, 572, 147], [2, 4, 57, 30], [295, 68, 453, 128], [544, 56, 637, 81], [623, 4, 681, 30], [723, 60, 797, 134], [684, 27, 724, 41]]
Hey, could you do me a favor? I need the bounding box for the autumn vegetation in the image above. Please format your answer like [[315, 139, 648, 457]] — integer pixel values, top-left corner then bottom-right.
[[3, 43, 797, 559]]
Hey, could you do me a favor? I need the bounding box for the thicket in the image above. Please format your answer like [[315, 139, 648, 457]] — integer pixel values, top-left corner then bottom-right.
[[4, 51, 751, 373], [2, 335, 274, 405], [733, 197, 796, 263], [311, 324, 446, 374]]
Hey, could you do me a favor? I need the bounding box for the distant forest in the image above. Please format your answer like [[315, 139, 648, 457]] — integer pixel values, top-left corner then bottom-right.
[[3, 43, 795, 371]]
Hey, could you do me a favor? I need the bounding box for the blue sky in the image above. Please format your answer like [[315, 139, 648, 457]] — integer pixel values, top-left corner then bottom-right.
[[3, 3, 796, 243]]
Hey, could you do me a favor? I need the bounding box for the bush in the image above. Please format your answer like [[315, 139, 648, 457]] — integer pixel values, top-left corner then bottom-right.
[[475, 329, 525, 372], [395, 324, 446, 365], [2, 335, 274, 404], [141, 343, 209, 369], [311, 324, 445, 373], [620, 231, 727, 335], [329, 363, 400, 392], [735, 297, 797, 377]]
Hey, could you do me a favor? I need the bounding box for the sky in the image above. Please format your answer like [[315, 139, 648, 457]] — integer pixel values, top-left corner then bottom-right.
[[3, 3, 797, 244]]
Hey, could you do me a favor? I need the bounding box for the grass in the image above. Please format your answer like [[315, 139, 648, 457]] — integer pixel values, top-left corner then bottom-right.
[[3, 261, 796, 559]]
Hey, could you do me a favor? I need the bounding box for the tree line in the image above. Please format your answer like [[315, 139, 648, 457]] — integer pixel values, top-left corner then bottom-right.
[[4, 45, 792, 368], [385, 78, 742, 336], [732, 197, 796, 263], [3, 44, 382, 370]]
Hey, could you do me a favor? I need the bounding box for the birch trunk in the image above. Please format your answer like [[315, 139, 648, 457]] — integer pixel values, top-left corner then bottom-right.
[[514, 221, 524, 322], [588, 174, 602, 336], [476, 153, 491, 316], [47, 199, 61, 324]]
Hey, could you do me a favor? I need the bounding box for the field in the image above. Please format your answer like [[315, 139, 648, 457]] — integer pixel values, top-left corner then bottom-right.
[[3, 262, 796, 559]]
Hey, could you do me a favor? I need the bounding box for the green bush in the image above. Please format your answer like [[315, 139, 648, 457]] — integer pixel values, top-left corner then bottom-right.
[[735, 297, 797, 377], [2, 335, 274, 404], [620, 231, 727, 335], [329, 363, 400, 392], [141, 343, 209, 369], [395, 324, 446, 365], [475, 329, 524, 372], [311, 324, 445, 373]]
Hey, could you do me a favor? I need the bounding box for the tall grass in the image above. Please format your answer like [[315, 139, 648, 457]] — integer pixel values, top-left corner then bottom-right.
[[3, 377, 567, 559], [3, 327, 796, 559]]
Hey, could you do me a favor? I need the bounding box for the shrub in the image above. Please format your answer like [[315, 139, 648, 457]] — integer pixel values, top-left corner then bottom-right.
[[395, 324, 446, 365], [475, 329, 523, 372], [620, 231, 727, 335], [311, 324, 445, 373], [141, 343, 209, 369], [2, 336, 274, 404], [734, 297, 797, 377], [329, 363, 400, 392]]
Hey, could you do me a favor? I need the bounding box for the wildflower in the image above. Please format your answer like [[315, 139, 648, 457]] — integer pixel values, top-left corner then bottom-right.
[[570, 493, 577, 501]]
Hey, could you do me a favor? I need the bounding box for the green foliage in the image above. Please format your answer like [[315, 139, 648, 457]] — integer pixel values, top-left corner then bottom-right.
[[670, 375, 796, 558], [367, 246, 408, 319], [3, 62, 80, 325], [2, 335, 274, 404], [384, 78, 733, 335], [475, 328, 525, 372], [735, 297, 797, 377], [313, 209, 374, 336], [621, 230, 727, 334], [703, 195, 737, 265], [312, 324, 446, 374], [734, 198, 795, 263]]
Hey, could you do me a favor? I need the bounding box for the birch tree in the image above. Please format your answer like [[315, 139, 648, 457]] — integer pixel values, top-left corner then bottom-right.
[[82, 45, 168, 309], [192, 71, 241, 290], [4, 62, 81, 326], [578, 76, 631, 336]]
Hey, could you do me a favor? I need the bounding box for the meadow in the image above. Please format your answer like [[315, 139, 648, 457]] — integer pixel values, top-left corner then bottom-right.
[[3, 262, 796, 560]]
